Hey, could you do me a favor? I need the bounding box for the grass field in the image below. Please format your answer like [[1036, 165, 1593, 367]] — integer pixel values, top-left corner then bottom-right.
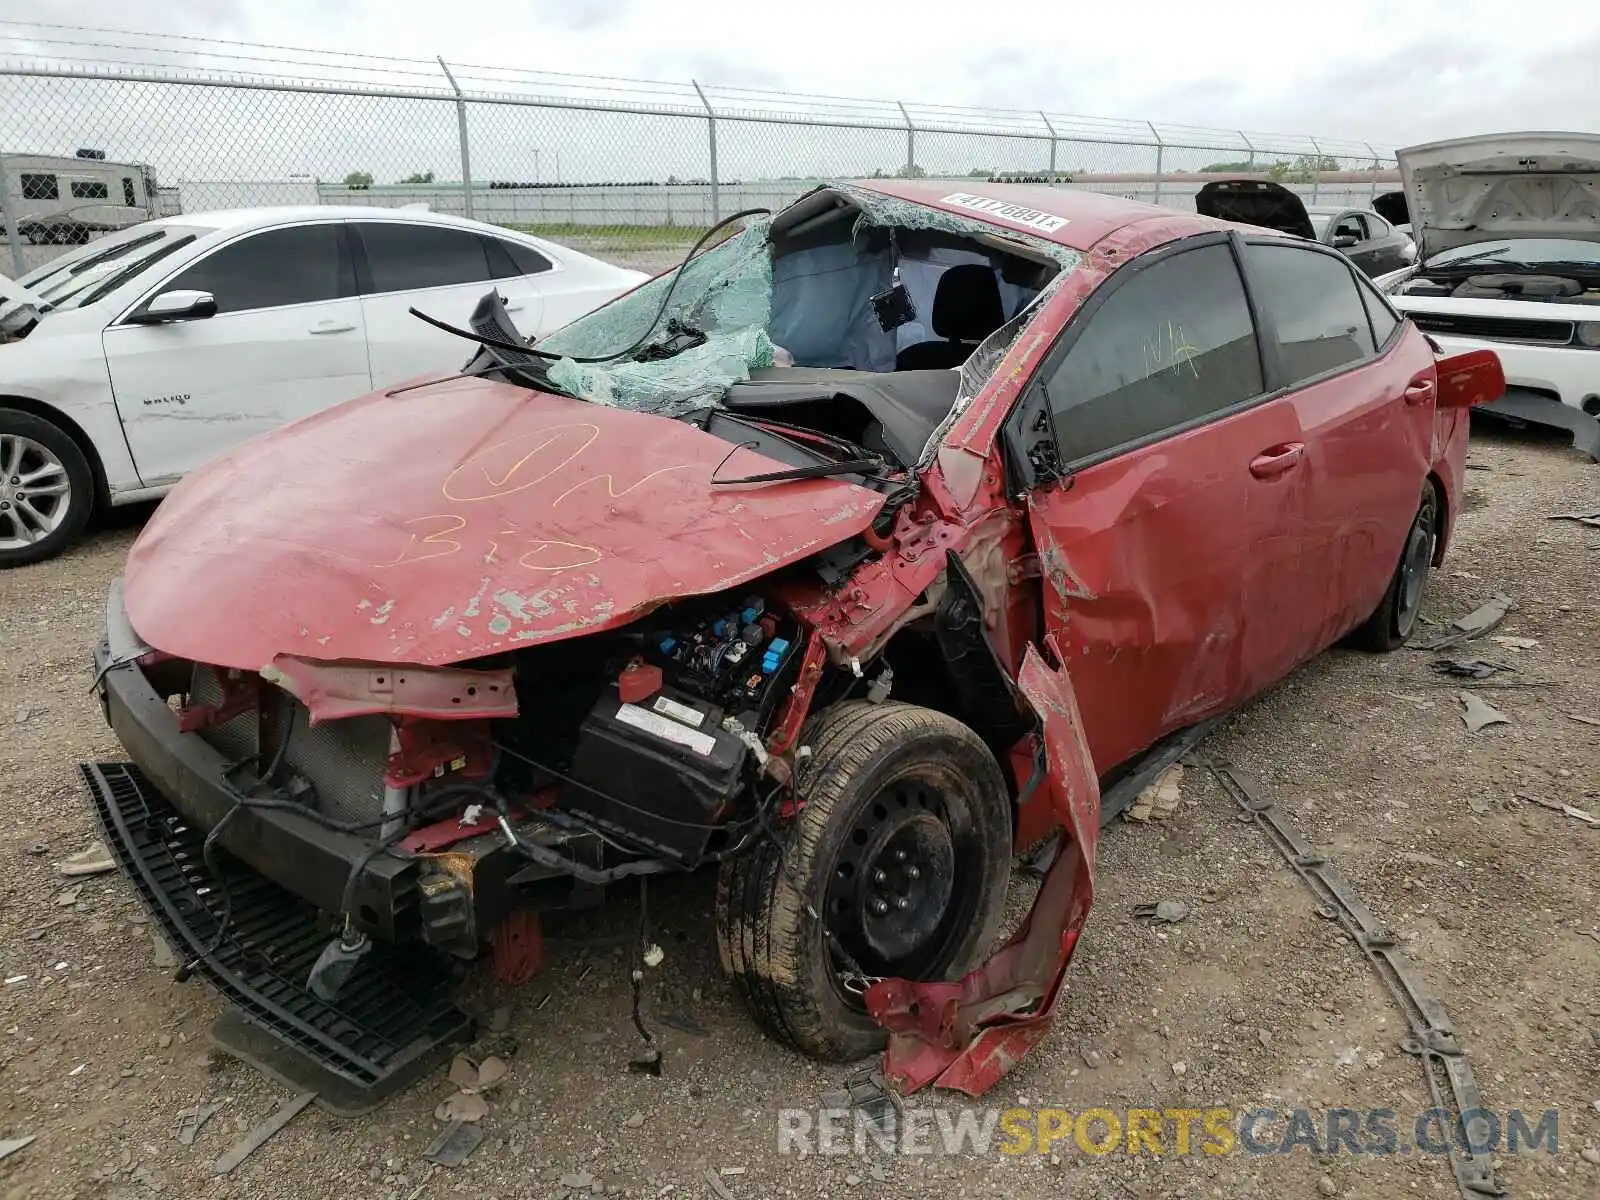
[[505, 222, 709, 248]]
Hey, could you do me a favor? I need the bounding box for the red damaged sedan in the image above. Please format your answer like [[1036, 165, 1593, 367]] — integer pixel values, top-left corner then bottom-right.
[[83, 181, 1502, 1104]]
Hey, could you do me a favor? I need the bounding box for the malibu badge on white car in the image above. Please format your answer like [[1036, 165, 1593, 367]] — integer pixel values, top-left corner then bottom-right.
[[0, 206, 647, 565]]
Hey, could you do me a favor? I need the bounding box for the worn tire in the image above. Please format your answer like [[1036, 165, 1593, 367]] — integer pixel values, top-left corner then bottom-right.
[[715, 701, 1012, 1062], [0, 408, 95, 568], [1347, 482, 1438, 652]]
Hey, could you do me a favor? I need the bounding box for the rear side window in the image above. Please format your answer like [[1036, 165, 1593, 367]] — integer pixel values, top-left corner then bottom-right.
[[355, 222, 492, 292], [70, 180, 109, 200], [485, 237, 553, 279], [20, 173, 57, 200], [164, 224, 355, 314], [1042, 242, 1264, 465], [1356, 277, 1400, 348], [1241, 243, 1376, 386]]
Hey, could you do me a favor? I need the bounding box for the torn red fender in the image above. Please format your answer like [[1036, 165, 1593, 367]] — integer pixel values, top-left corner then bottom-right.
[[866, 637, 1100, 1096]]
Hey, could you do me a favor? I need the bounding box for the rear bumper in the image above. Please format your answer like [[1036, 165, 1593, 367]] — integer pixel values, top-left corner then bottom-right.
[[1477, 387, 1600, 461], [93, 579, 417, 938]]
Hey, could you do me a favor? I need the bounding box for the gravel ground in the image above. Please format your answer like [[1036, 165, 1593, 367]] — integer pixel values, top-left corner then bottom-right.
[[0, 427, 1596, 1200]]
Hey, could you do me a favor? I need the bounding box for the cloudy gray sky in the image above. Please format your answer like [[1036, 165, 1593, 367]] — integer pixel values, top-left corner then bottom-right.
[[5, 0, 1594, 146], [1, 1, 1597, 185]]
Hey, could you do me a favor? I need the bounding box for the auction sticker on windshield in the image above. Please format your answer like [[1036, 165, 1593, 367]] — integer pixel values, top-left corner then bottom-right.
[[940, 193, 1068, 233]]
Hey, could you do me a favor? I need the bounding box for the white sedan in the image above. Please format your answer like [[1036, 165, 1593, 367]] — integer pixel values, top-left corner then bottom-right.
[[0, 206, 647, 566]]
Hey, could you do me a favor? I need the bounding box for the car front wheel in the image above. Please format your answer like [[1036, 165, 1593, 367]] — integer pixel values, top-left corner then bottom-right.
[[715, 701, 1013, 1062], [0, 409, 95, 568], [1348, 482, 1438, 652]]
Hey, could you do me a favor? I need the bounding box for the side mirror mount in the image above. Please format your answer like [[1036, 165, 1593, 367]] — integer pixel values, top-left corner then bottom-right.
[[1435, 348, 1505, 409], [1332, 233, 1359, 249], [129, 289, 217, 324]]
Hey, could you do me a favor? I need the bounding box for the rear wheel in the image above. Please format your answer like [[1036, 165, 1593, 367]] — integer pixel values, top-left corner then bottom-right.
[[0, 409, 95, 568], [1348, 482, 1438, 652], [715, 701, 1012, 1061]]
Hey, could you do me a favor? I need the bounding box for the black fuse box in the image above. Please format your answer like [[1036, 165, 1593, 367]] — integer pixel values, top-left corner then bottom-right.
[[564, 684, 747, 864]]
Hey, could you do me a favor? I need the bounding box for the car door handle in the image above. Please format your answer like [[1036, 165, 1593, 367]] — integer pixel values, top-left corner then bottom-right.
[[1404, 378, 1435, 406], [308, 320, 357, 335], [1249, 442, 1305, 479]]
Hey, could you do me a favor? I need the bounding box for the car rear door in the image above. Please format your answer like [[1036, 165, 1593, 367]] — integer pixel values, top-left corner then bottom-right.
[[1011, 234, 1313, 773], [102, 221, 369, 485], [1234, 239, 1437, 644], [352, 221, 546, 388]]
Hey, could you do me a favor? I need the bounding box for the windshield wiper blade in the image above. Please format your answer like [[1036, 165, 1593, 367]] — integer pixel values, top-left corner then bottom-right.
[[712, 456, 885, 487], [1439, 245, 1512, 267]]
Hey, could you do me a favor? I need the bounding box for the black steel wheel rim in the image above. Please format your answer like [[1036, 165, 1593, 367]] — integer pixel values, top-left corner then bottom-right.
[[821, 769, 987, 997], [1396, 499, 1435, 636]]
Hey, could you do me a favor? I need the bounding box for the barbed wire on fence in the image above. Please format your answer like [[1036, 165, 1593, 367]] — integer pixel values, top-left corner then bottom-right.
[[0, 20, 1397, 276]]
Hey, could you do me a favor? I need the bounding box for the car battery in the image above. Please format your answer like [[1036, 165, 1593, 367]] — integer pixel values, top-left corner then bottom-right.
[[564, 684, 747, 864]]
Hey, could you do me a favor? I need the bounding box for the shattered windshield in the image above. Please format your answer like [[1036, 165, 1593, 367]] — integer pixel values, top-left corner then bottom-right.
[[531, 184, 1081, 462], [538, 221, 776, 414]]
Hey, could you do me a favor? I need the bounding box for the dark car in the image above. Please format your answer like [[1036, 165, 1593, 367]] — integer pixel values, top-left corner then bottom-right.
[[82, 181, 1502, 1107], [1196, 178, 1414, 276]]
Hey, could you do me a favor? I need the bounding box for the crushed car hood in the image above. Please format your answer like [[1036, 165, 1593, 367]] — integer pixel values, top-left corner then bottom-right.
[[123, 380, 886, 671], [1397, 132, 1600, 257], [1193, 179, 1315, 240]]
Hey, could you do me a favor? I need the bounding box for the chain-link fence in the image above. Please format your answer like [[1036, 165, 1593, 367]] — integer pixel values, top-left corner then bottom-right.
[[0, 23, 1398, 276]]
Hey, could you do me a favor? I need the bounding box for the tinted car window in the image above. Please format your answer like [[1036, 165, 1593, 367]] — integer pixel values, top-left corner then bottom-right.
[[485, 237, 553, 279], [20, 173, 57, 200], [1042, 242, 1265, 464], [166, 224, 354, 315], [1332, 213, 1368, 242], [1241, 243, 1376, 386], [357, 222, 492, 292], [1357, 276, 1400, 347]]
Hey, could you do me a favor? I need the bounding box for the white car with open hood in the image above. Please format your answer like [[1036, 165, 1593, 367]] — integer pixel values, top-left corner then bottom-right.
[[1374, 132, 1600, 459], [0, 206, 647, 566]]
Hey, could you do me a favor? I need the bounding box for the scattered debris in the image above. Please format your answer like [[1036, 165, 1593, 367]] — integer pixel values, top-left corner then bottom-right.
[[1125, 763, 1184, 822], [704, 1168, 738, 1200], [55, 884, 82, 908], [621, 1111, 645, 1129], [0, 1136, 36, 1162], [486, 1005, 511, 1035], [660, 1011, 708, 1036], [559, 1170, 596, 1190], [1171, 1061, 1188, 1077], [211, 1092, 315, 1176], [1569, 713, 1600, 728], [1132, 900, 1190, 923], [1515, 794, 1594, 824], [1547, 508, 1600, 529], [1466, 795, 1491, 815], [176, 1102, 222, 1146], [1318, 1175, 1339, 1197], [446, 1053, 506, 1094], [720, 1167, 747, 1177], [1416, 594, 1513, 651], [820, 1070, 902, 1138], [1579, 1146, 1600, 1166], [24, 842, 46, 856], [422, 1119, 484, 1168], [1459, 693, 1511, 733], [12, 704, 39, 724], [56, 841, 115, 878], [152, 930, 177, 969], [1489, 635, 1539, 651], [1081, 1047, 1104, 1069], [1431, 658, 1511, 680], [434, 1092, 489, 1123]]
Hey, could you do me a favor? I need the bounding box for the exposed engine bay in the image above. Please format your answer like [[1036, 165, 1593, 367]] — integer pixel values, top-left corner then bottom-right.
[[1394, 270, 1600, 303]]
